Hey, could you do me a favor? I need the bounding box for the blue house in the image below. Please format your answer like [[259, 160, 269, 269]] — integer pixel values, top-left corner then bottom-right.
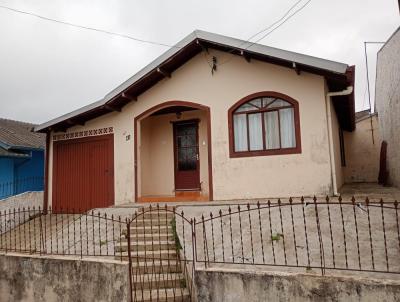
[[0, 118, 45, 199]]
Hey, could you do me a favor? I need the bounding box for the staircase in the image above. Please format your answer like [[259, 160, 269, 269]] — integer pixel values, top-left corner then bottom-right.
[[117, 207, 191, 302]]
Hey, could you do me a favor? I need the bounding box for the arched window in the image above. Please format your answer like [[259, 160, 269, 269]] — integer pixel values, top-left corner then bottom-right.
[[228, 92, 301, 157]]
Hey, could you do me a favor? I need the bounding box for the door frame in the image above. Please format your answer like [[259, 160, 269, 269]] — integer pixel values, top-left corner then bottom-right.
[[133, 101, 213, 202], [172, 119, 201, 191]]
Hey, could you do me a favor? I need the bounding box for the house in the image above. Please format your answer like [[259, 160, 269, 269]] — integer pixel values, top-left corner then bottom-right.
[[0, 118, 45, 198], [375, 26, 400, 188], [343, 110, 380, 183], [35, 30, 355, 212]]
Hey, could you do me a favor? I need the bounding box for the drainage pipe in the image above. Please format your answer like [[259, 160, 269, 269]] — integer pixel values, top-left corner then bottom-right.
[[325, 86, 353, 196]]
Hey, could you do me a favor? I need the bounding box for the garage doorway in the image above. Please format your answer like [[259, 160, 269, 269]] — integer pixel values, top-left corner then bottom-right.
[[52, 134, 114, 213]]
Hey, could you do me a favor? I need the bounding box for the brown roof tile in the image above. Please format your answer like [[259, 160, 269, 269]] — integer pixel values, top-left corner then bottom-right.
[[0, 118, 45, 149]]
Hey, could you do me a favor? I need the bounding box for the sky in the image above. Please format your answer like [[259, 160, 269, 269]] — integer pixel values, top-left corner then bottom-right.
[[0, 0, 398, 125]]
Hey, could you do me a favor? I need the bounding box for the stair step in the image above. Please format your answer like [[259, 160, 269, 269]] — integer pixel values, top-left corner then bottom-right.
[[121, 233, 174, 242], [132, 273, 186, 289], [133, 288, 190, 302], [123, 225, 172, 235], [116, 241, 176, 252], [130, 219, 172, 227], [118, 250, 178, 261], [138, 211, 175, 219], [132, 260, 182, 274]]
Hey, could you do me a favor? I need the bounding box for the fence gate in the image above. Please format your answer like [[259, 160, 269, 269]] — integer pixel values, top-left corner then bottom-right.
[[126, 206, 195, 302]]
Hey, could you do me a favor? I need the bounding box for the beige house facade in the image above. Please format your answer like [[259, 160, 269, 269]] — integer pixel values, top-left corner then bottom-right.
[[36, 31, 355, 211]]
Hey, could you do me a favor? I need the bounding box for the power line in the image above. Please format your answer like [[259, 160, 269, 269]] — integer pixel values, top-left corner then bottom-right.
[[248, 0, 312, 46], [218, 0, 313, 66], [245, 0, 304, 43], [0, 4, 179, 48]]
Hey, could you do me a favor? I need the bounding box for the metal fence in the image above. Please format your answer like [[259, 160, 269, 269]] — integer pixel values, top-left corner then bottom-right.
[[194, 197, 400, 275], [0, 207, 127, 260], [0, 176, 44, 199], [0, 197, 400, 301]]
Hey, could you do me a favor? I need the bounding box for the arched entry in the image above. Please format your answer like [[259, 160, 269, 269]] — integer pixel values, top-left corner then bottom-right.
[[134, 101, 213, 202]]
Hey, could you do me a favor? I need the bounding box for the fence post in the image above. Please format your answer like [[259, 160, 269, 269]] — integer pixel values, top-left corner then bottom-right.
[[191, 219, 196, 285], [126, 219, 133, 302], [313, 196, 325, 275]]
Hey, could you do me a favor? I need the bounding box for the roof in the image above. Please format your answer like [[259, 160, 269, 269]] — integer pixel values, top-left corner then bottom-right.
[[0, 118, 45, 150], [35, 30, 355, 132], [0, 146, 31, 158]]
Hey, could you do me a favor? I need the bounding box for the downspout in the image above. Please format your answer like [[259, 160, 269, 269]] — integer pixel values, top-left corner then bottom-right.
[[325, 86, 353, 196]]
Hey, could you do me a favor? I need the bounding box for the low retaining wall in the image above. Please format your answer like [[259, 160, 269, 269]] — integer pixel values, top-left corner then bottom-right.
[[0, 192, 43, 234], [0, 254, 129, 302], [195, 268, 400, 302]]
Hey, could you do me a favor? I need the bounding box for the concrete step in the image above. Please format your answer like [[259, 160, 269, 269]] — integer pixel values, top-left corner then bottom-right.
[[120, 233, 174, 242], [116, 240, 176, 252], [132, 260, 182, 274], [132, 273, 186, 290], [130, 219, 172, 227], [123, 225, 172, 235], [118, 250, 178, 261], [137, 211, 175, 220], [132, 287, 190, 302]]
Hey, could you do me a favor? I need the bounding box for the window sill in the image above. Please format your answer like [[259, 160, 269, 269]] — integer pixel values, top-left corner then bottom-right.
[[229, 147, 301, 158]]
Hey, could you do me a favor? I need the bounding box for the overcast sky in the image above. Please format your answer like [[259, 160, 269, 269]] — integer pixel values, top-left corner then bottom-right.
[[0, 0, 398, 124]]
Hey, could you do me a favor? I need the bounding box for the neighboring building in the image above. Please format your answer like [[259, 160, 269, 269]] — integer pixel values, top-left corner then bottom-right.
[[343, 110, 380, 183], [375, 26, 400, 188], [0, 118, 45, 198], [35, 30, 355, 211]]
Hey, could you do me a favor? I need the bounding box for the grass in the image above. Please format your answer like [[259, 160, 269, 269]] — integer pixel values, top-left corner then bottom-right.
[[170, 217, 182, 250], [100, 240, 108, 246], [271, 233, 284, 242]]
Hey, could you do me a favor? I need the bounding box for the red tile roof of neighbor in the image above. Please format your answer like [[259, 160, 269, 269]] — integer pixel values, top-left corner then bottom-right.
[[0, 118, 45, 150]]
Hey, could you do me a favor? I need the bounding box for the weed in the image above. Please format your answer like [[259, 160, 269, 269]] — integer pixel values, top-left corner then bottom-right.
[[100, 240, 108, 246], [170, 217, 182, 250], [271, 233, 284, 241]]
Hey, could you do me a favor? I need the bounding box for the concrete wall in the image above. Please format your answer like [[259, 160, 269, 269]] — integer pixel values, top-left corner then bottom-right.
[[376, 27, 400, 188], [195, 268, 400, 302], [0, 254, 128, 302], [344, 115, 380, 183], [139, 110, 209, 197], [48, 49, 339, 205]]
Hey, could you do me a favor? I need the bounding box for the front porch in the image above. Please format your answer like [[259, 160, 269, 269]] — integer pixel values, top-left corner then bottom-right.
[[135, 101, 212, 203]]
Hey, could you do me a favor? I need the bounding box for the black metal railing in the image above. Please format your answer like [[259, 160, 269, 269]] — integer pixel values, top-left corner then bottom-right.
[[194, 197, 400, 275], [1, 197, 400, 302], [0, 176, 44, 199], [0, 207, 127, 260]]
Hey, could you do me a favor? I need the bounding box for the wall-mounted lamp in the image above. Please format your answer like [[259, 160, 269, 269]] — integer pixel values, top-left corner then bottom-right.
[[176, 111, 182, 119]]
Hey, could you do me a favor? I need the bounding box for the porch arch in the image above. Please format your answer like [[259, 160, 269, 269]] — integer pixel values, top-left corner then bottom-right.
[[134, 100, 213, 202]]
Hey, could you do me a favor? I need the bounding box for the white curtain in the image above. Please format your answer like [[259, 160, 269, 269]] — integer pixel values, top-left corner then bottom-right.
[[264, 111, 280, 149], [234, 114, 248, 151], [280, 108, 296, 148], [248, 113, 263, 150]]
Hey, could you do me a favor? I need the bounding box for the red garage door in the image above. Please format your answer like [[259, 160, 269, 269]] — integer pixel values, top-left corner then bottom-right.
[[52, 134, 114, 213]]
